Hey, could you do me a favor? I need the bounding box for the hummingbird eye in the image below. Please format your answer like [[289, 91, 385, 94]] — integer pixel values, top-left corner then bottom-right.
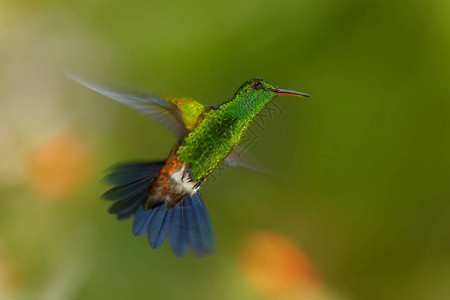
[[253, 81, 263, 90]]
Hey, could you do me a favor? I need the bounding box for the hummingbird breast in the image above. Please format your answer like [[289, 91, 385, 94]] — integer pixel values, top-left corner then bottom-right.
[[176, 111, 247, 181]]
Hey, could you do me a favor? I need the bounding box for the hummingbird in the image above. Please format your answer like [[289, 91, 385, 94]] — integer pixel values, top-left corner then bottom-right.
[[69, 75, 310, 257]]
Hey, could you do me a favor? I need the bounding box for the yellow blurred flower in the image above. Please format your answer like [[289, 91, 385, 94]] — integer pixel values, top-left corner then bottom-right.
[[239, 231, 321, 300], [28, 133, 93, 199]]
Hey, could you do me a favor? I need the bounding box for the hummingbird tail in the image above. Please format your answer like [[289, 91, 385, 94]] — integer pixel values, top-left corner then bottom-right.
[[102, 161, 215, 257], [133, 191, 215, 257]]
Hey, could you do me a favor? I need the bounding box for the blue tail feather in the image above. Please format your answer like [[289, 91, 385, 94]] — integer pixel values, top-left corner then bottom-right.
[[184, 197, 202, 251], [103, 161, 215, 257], [146, 206, 165, 248], [169, 201, 188, 257], [133, 206, 156, 236], [147, 206, 173, 249], [189, 193, 215, 256]]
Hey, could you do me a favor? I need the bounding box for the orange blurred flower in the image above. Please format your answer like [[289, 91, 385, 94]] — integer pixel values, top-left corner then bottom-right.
[[239, 231, 321, 300], [28, 133, 93, 198]]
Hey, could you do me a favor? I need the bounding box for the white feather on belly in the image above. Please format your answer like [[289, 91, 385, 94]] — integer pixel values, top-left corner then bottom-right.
[[170, 164, 199, 195]]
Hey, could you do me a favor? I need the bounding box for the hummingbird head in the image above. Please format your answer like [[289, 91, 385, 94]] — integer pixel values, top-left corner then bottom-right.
[[226, 79, 311, 118], [235, 79, 311, 101]]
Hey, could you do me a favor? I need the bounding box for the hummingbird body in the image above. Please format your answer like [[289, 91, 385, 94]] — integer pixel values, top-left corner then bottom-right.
[[146, 80, 286, 210], [70, 75, 310, 257]]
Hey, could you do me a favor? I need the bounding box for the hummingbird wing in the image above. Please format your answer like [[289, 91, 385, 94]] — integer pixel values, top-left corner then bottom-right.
[[223, 146, 268, 173], [67, 74, 203, 138]]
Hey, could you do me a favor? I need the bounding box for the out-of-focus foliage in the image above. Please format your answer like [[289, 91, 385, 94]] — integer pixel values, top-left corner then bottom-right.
[[0, 0, 449, 299]]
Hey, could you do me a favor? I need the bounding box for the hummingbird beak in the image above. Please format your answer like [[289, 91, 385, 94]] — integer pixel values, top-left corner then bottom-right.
[[272, 88, 311, 98]]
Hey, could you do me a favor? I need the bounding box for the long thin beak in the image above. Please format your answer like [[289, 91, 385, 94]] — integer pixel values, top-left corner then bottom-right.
[[272, 88, 311, 98]]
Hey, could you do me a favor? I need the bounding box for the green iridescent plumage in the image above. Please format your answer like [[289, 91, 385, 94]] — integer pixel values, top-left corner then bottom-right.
[[177, 79, 279, 180]]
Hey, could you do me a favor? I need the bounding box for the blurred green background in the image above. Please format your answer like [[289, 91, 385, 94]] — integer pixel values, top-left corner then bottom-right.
[[0, 0, 449, 299]]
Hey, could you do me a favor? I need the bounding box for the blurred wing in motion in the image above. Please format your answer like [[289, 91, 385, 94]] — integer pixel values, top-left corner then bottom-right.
[[224, 146, 269, 174], [67, 73, 205, 138]]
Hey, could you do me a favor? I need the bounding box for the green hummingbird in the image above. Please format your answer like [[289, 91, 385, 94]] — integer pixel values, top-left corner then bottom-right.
[[70, 75, 310, 257]]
